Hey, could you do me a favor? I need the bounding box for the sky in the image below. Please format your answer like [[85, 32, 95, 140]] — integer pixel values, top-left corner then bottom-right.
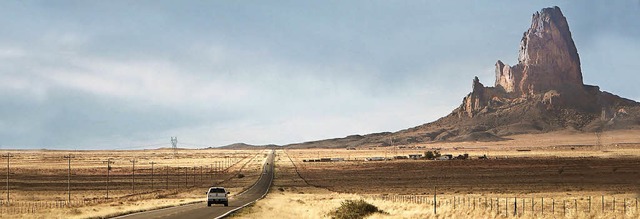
[[1, 1, 639, 149]]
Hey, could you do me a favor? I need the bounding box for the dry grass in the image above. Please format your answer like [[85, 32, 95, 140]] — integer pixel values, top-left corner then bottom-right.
[[0, 149, 269, 218], [233, 188, 640, 219], [232, 131, 640, 218]]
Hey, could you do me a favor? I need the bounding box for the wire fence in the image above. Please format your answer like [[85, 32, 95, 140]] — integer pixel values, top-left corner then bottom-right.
[[0, 150, 263, 216], [365, 193, 640, 217]]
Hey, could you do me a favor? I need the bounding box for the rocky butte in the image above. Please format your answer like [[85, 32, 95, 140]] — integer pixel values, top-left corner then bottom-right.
[[286, 6, 640, 149]]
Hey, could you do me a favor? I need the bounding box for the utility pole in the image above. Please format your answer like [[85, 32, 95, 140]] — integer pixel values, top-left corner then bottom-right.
[[64, 154, 75, 204], [102, 158, 114, 199], [150, 161, 156, 190], [165, 165, 169, 190], [184, 167, 188, 187], [130, 159, 137, 194], [2, 153, 13, 205]]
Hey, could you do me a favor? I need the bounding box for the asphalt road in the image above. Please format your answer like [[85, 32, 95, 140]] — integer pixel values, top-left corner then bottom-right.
[[114, 150, 275, 219]]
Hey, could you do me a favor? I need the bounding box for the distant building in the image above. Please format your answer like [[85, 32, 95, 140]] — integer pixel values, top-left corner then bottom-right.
[[365, 157, 385, 161]]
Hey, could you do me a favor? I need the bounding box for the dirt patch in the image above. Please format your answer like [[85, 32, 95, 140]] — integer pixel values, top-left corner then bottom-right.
[[298, 158, 640, 195]]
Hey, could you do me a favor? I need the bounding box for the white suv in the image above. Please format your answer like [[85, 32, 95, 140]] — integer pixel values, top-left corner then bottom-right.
[[206, 187, 229, 206]]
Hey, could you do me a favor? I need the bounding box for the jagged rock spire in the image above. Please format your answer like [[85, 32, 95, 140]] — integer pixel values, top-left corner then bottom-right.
[[496, 6, 583, 96]]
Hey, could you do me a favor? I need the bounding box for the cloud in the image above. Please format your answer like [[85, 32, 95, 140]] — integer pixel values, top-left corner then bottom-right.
[[0, 1, 638, 149]]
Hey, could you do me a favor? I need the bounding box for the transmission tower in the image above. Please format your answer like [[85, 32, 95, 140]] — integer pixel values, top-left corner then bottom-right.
[[171, 137, 178, 157]]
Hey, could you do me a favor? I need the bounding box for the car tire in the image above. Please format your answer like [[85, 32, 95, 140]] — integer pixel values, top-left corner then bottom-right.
[[224, 202, 228, 207]]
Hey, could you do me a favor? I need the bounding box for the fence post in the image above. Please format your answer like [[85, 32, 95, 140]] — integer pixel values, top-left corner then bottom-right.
[[514, 197, 517, 217], [588, 196, 591, 213], [614, 197, 616, 212], [624, 198, 626, 215], [490, 197, 492, 211], [563, 200, 566, 216], [574, 199, 577, 216], [485, 197, 487, 209], [552, 198, 555, 215], [542, 197, 544, 216], [433, 186, 436, 215], [453, 196, 456, 209], [602, 195, 604, 213]]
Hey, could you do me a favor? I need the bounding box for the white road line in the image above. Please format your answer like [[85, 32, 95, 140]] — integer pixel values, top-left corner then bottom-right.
[[214, 150, 274, 219]]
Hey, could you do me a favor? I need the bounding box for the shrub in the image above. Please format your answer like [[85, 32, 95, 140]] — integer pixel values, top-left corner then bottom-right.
[[425, 151, 434, 159], [328, 199, 384, 219], [424, 150, 441, 159]]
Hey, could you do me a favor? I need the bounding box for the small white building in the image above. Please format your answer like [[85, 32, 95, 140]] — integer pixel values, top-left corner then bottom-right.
[[365, 157, 385, 161]]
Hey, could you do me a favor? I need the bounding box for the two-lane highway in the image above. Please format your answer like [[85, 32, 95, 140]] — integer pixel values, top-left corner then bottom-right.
[[115, 150, 275, 219]]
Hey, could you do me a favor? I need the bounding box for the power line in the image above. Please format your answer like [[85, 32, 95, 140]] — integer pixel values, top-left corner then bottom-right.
[[63, 154, 75, 203], [102, 158, 115, 199], [2, 153, 13, 205], [150, 161, 157, 190], [130, 159, 137, 194]]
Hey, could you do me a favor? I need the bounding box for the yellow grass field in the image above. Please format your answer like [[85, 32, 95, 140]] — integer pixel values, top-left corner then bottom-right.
[[0, 149, 270, 219], [231, 130, 640, 218]]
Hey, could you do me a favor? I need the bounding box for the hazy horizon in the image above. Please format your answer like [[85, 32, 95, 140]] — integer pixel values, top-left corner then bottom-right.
[[1, 1, 639, 149]]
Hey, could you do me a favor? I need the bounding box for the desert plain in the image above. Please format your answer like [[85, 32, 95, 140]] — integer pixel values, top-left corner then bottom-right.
[[0, 130, 638, 219], [229, 129, 640, 218]]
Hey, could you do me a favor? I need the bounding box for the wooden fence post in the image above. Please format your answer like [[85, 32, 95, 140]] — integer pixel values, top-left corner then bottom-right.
[[505, 197, 507, 217], [453, 196, 456, 209], [514, 197, 517, 217], [433, 186, 437, 215], [531, 196, 534, 215]]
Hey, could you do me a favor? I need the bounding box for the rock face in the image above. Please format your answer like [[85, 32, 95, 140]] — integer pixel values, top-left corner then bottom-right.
[[447, 6, 639, 139], [495, 6, 583, 96], [462, 6, 594, 117], [462, 77, 485, 117], [285, 6, 640, 149]]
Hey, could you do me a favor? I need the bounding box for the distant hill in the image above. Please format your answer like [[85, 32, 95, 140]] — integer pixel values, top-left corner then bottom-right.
[[217, 143, 279, 150], [285, 6, 640, 149]]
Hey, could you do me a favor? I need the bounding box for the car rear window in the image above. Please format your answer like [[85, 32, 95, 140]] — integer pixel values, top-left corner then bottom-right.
[[209, 188, 225, 193]]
